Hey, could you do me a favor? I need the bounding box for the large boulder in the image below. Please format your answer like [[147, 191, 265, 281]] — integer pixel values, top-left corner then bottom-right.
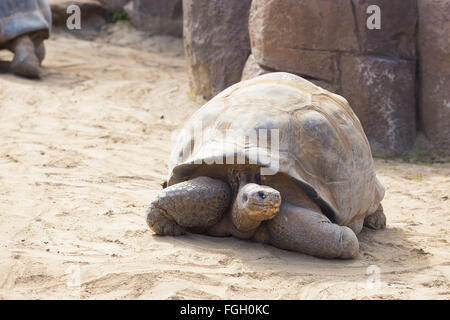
[[248, 0, 418, 153], [340, 55, 416, 153], [417, 0, 450, 153], [125, 0, 182, 37], [352, 0, 417, 59], [183, 0, 252, 99], [241, 54, 272, 81], [249, 0, 417, 76], [249, 0, 355, 84], [241, 54, 339, 93]]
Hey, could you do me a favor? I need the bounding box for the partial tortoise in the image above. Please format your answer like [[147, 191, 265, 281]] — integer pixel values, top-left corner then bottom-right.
[[147, 72, 386, 259], [0, 0, 51, 78]]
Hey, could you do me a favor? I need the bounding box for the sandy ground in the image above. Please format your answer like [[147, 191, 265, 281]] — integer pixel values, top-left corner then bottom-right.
[[0, 24, 449, 300]]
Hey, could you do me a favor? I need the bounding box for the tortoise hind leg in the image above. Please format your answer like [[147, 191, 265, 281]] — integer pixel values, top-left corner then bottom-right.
[[34, 42, 45, 65], [7, 35, 43, 79], [146, 177, 231, 236], [266, 203, 359, 259], [364, 204, 386, 230]]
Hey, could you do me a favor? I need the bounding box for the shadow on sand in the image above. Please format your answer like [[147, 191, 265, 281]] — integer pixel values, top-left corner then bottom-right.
[[150, 223, 432, 277]]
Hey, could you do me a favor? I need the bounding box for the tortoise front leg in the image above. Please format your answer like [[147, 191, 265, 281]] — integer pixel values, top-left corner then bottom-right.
[[146, 177, 231, 236], [266, 203, 359, 259]]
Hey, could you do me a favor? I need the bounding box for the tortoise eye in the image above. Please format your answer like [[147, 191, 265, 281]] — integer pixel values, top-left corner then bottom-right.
[[257, 191, 266, 199]]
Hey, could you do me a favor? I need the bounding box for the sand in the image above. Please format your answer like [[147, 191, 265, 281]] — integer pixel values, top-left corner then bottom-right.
[[0, 24, 449, 300]]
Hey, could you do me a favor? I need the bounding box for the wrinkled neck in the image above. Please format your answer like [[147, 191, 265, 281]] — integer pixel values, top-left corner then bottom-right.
[[227, 166, 260, 197]]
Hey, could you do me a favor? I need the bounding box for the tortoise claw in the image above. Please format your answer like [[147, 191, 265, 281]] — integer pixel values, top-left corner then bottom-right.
[[146, 207, 186, 236]]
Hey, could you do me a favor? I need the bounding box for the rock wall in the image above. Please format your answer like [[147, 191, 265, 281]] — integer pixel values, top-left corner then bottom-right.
[[417, 0, 450, 153], [98, 0, 130, 11], [125, 0, 183, 37], [91, 0, 448, 154], [182, 0, 252, 100], [247, 0, 418, 154], [340, 56, 416, 153], [241, 53, 271, 81]]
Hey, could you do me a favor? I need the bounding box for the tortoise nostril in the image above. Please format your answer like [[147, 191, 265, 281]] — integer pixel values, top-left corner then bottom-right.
[[258, 191, 266, 199]]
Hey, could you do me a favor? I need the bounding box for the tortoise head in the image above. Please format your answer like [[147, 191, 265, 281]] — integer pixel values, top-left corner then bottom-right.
[[236, 183, 281, 219]]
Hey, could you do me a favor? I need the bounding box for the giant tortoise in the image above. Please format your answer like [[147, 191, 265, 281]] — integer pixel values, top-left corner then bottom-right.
[[0, 0, 51, 78], [146, 72, 386, 259]]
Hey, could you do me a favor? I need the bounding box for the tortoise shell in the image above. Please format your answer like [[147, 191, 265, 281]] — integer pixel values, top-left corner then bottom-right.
[[0, 0, 51, 45]]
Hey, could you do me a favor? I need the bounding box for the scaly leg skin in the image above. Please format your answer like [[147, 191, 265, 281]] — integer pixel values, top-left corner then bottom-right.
[[266, 203, 359, 259], [8, 35, 42, 79], [364, 204, 386, 230], [146, 177, 231, 236], [34, 42, 46, 65]]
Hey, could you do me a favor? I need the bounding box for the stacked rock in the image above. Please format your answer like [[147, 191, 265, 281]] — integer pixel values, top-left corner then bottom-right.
[[182, 0, 252, 100], [247, 0, 418, 154], [182, 0, 448, 154], [125, 0, 182, 37], [417, 0, 450, 154]]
